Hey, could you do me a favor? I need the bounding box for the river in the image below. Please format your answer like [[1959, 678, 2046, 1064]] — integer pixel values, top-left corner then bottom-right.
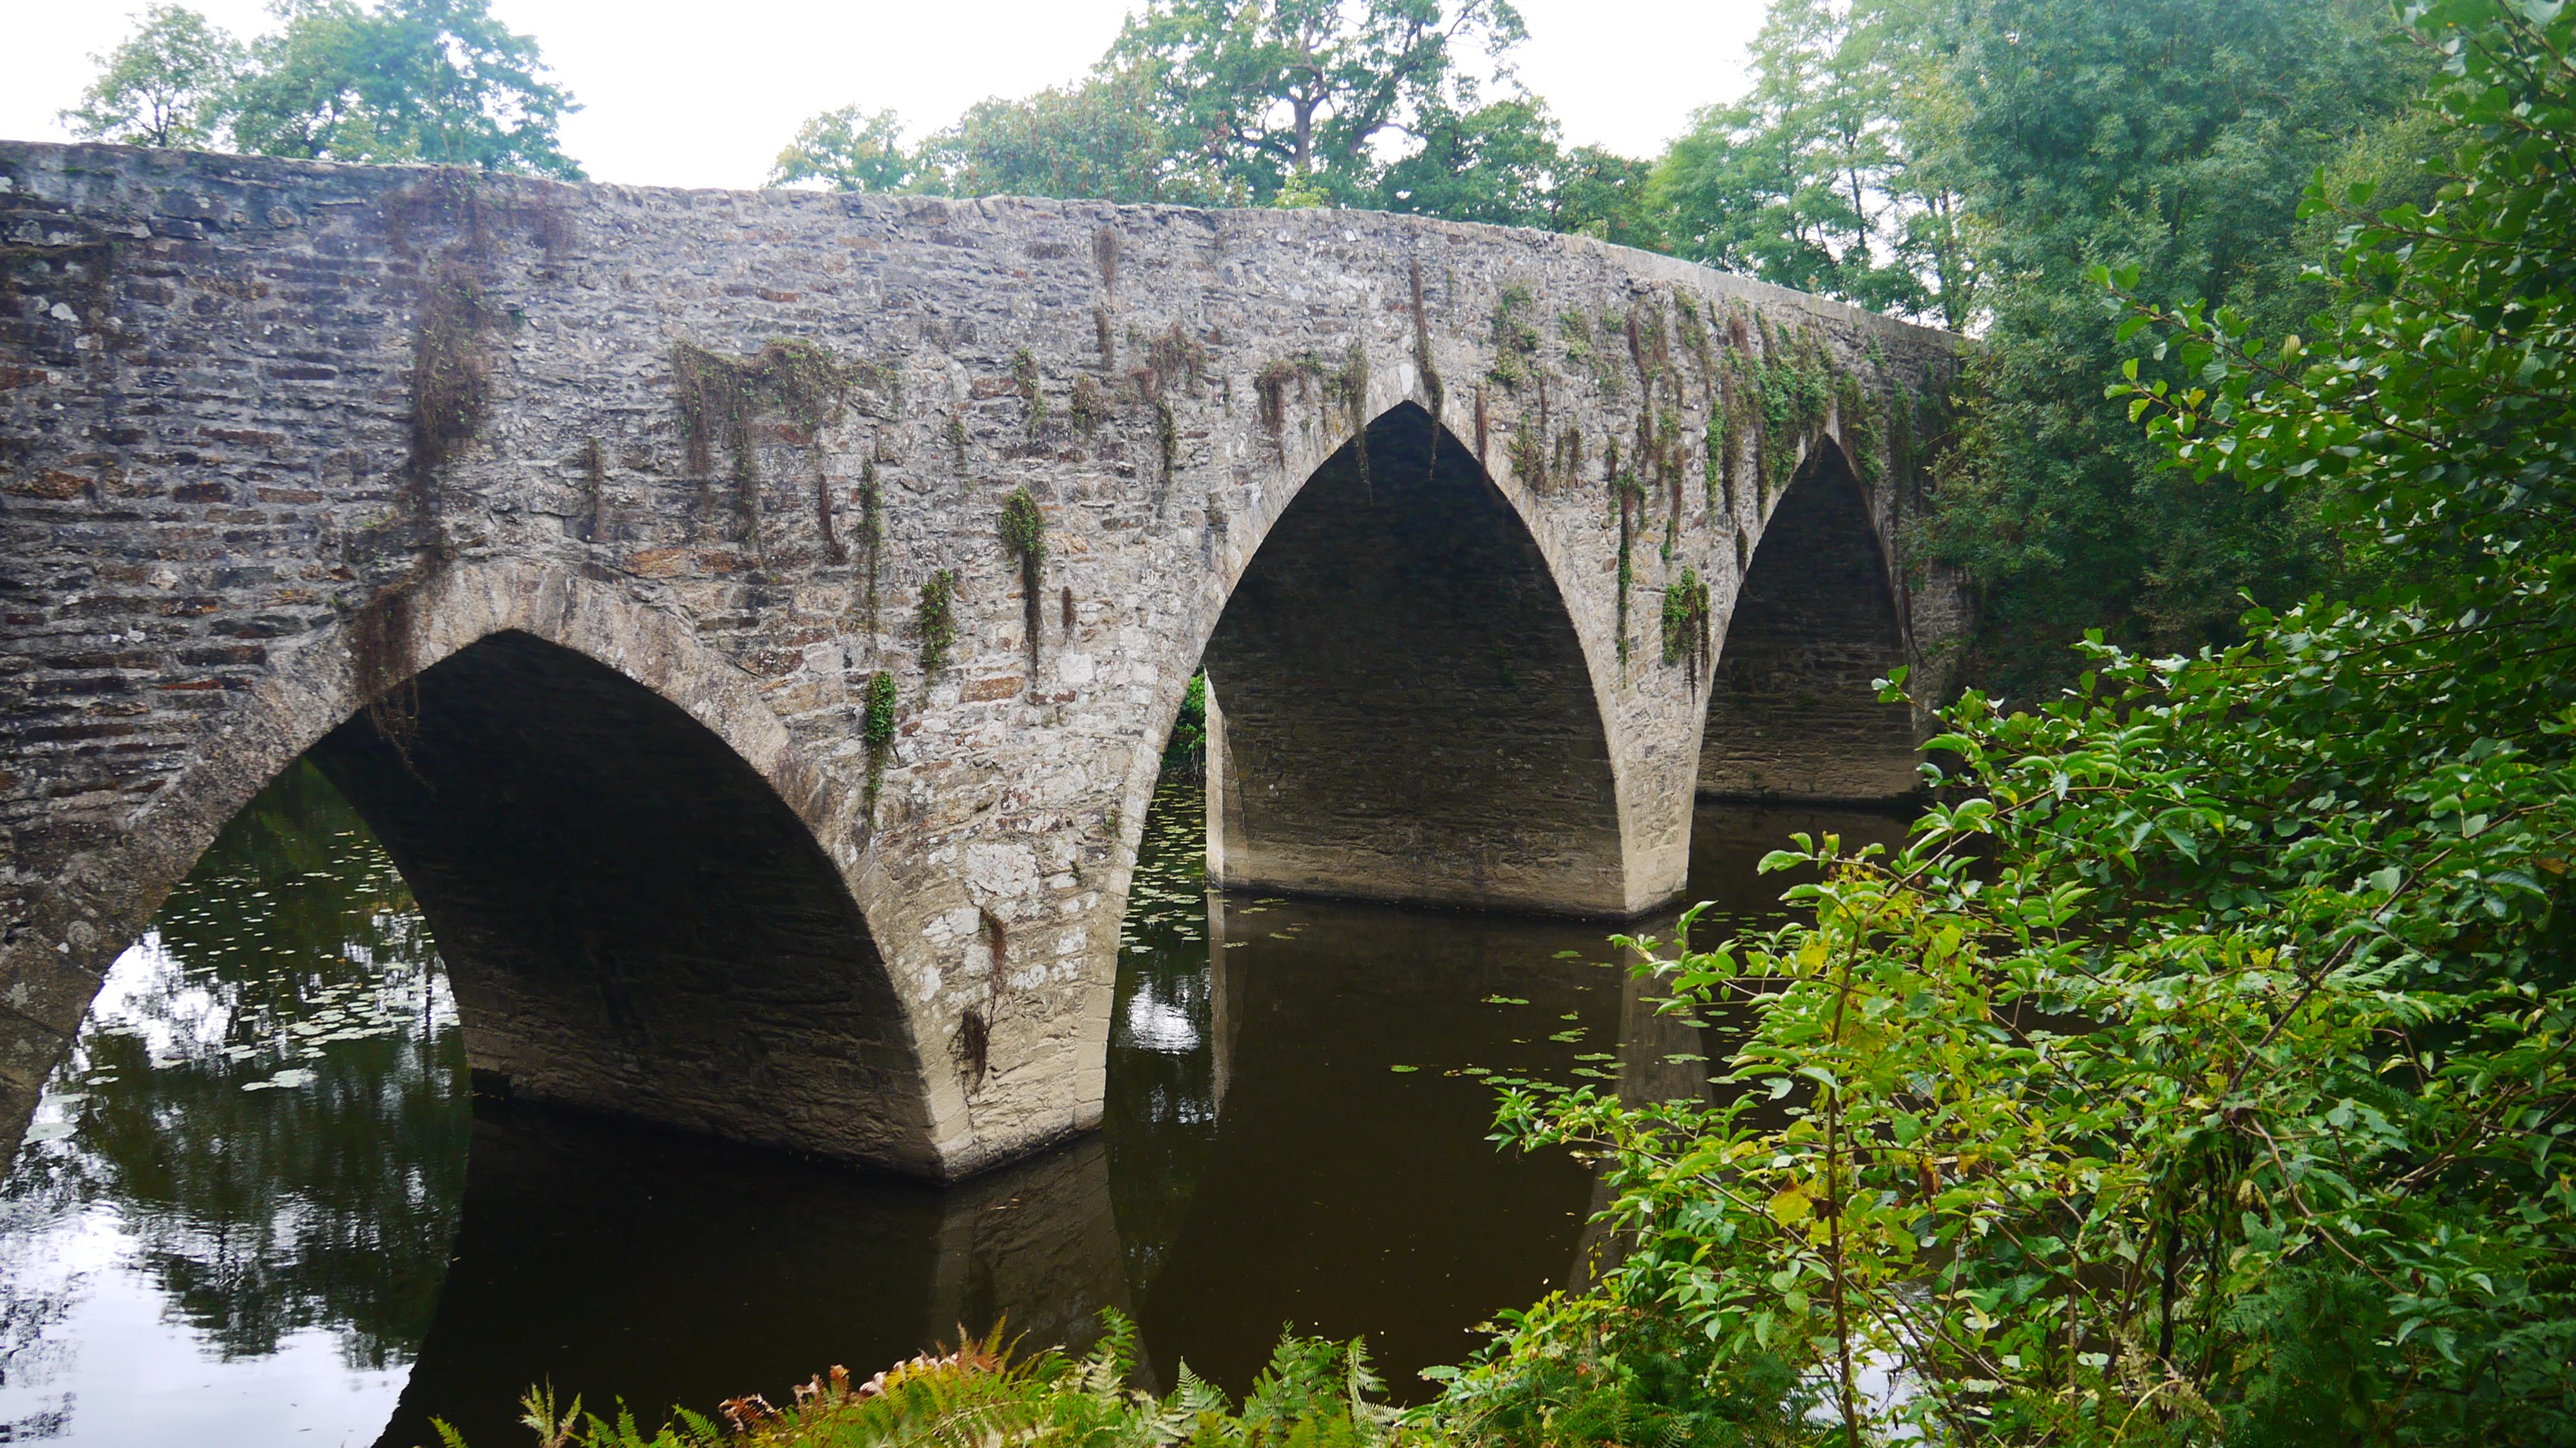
[[0, 761, 1902, 1447]]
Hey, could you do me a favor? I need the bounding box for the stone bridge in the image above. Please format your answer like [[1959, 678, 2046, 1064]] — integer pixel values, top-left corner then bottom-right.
[[0, 142, 1964, 1178]]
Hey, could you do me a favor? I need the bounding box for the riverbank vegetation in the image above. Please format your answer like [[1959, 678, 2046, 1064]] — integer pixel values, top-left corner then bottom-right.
[[1479, 0, 2576, 1441]]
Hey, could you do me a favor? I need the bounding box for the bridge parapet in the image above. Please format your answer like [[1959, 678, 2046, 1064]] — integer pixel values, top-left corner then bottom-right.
[[0, 141, 1962, 1176]]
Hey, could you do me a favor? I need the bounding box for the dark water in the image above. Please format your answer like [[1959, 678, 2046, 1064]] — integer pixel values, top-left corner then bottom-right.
[[0, 762, 1904, 1447]]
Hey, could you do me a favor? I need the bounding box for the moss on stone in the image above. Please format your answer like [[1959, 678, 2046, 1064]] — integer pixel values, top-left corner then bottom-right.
[[918, 568, 958, 678]]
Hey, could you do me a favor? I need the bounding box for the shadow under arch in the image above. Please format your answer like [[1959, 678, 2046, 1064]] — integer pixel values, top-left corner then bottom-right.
[[310, 629, 934, 1170], [0, 561, 938, 1175], [1699, 436, 1919, 802], [1197, 400, 1629, 915]]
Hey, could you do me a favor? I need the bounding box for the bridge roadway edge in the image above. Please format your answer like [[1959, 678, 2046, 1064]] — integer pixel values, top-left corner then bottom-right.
[[0, 141, 1965, 1176]]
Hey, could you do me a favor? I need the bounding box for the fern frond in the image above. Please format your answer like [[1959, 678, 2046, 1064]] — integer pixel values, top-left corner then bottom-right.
[[1174, 1362, 1234, 1419], [518, 1383, 581, 1448]]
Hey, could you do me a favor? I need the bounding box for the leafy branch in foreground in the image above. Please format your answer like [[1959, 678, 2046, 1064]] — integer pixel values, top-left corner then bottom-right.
[[1469, 2, 2576, 1443]]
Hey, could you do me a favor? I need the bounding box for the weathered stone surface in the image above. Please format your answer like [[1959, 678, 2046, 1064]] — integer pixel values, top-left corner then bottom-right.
[[0, 141, 1962, 1177]]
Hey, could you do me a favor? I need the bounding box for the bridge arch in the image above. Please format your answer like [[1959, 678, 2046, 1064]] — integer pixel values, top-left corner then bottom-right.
[[1698, 435, 1922, 802], [0, 559, 940, 1174], [1172, 399, 1632, 916]]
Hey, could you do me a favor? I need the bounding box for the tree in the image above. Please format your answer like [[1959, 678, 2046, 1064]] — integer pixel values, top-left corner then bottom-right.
[[1373, 95, 1560, 227], [768, 106, 914, 193], [1895, 0, 2427, 694], [223, 0, 582, 177], [1106, 0, 1529, 205], [917, 69, 1235, 206], [1648, 0, 1922, 314], [1469, 3, 2576, 1441], [59, 4, 242, 150]]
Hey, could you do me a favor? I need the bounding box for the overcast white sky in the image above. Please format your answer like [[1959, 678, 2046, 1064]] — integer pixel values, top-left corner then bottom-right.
[[0, 0, 1765, 191]]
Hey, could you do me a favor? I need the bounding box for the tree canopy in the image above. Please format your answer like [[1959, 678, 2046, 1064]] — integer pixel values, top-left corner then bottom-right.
[[62, 0, 580, 178]]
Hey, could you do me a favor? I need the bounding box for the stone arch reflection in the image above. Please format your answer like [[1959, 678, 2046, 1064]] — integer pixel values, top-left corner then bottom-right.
[[0, 760, 465, 1443]]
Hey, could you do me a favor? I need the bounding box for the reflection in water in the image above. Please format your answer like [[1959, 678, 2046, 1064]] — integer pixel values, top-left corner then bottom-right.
[[0, 762, 465, 1444], [0, 762, 1903, 1446]]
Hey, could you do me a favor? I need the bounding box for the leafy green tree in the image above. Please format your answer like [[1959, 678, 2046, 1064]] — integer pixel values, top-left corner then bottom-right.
[[1373, 95, 1560, 226], [1899, 0, 2423, 693], [59, 4, 242, 149], [1649, 0, 1924, 315], [768, 105, 914, 192], [918, 68, 1236, 205], [1473, 3, 2576, 1442], [224, 0, 582, 176], [1106, 0, 1529, 205], [1538, 144, 1660, 249]]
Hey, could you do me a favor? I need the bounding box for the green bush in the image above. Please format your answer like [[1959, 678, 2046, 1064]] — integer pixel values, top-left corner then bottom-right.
[[1163, 672, 1207, 779], [444, 1314, 1399, 1448], [1491, 2, 2576, 1441]]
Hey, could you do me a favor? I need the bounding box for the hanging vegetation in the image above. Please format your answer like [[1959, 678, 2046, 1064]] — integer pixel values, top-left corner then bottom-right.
[[860, 668, 898, 800], [917, 569, 958, 678], [1012, 348, 1046, 438], [671, 337, 890, 558], [999, 486, 1047, 674], [857, 460, 884, 634], [1488, 282, 1539, 392], [1660, 566, 1711, 685]]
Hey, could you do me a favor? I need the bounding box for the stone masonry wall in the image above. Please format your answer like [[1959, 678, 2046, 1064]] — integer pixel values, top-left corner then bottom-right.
[[0, 141, 1962, 1176]]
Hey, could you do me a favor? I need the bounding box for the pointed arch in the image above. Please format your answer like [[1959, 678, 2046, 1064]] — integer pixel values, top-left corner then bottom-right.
[[1700, 437, 1920, 802], [1188, 401, 1631, 915], [0, 560, 939, 1174]]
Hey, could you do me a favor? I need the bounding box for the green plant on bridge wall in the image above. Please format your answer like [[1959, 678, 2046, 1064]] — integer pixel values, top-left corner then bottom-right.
[[1328, 343, 1372, 491], [1704, 409, 1729, 517], [1011, 347, 1046, 439], [1506, 409, 1547, 494], [860, 669, 898, 804], [1660, 566, 1710, 687], [1000, 486, 1047, 675], [1488, 282, 1540, 392], [1609, 441, 1647, 674], [671, 337, 894, 560], [917, 569, 958, 679], [1070, 373, 1108, 440], [857, 460, 885, 635]]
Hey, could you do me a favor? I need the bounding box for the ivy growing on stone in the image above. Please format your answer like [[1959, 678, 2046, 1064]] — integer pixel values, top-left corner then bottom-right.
[[1012, 348, 1046, 437], [1609, 439, 1647, 674], [671, 337, 887, 559], [917, 568, 958, 678], [1071, 373, 1108, 439], [857, 460, 884, 635], [1660, 566, 1710, 686], [1506, 410, 1546, 493], [861, 668, 898, 799], [1000, 486, 1047, 674]]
